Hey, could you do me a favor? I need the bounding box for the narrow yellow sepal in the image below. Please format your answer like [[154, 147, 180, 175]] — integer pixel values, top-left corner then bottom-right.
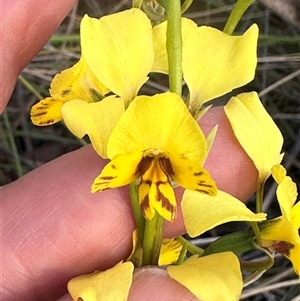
[[67, 262, 134, 301], [167, 252, 243, 301], [224, 92, 283, 185], [92, 152, 143, 193], [61, 96, 125, 158], [81, 9, 154, 105], [182, 189, 266, 238]]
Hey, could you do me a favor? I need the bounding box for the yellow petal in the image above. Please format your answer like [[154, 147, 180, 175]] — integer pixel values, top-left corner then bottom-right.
[[183, 24, 258, 116], [81, 9, 153, 105], [182, 189, 266, 237], [276, 176, 298, 220], [159, 239, 182, 266], [68, 262, 134, 301], [289, 243, 300, 275], [107, 92, 208, 164], [92, 152, 143, 193], [224, 92, 283, 184], [50, 57, 109, 102], [30, 97, 63, 126], [167, 253, 243, 301], [152, 18, 198, 74], [260, 216, 299, 245], [291, 201, 300, 229], [271, 164, 286, 184], [61, 96, 125, 158], [169, 154, 217, 196]]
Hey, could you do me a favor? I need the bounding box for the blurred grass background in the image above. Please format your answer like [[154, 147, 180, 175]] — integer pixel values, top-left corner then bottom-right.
[[1, 0, 300, 300]]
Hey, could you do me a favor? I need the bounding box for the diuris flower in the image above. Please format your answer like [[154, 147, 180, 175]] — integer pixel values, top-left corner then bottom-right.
[[92, 92, 217, 221], [30, 8, 154, 158], [260, 164, 300, 275]]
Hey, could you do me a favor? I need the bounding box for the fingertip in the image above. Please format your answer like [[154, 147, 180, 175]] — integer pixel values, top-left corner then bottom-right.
[[129, 267, 199, 301]]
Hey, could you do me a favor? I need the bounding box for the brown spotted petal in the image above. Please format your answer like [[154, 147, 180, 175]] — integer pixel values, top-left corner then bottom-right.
[[30, 97, 64, 126]]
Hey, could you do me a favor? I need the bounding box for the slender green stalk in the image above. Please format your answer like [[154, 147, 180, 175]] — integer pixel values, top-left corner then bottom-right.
[[223, 0, 256, 35], [129, 184, 145, 242], [165, 0, 182, 96], [251, 222, 261, 245], [177, 236, 204, 256], [175, 241, 187, 265], [181, 0, 193, 14], [18, 75, 43, 100], [142, 212, 164, 265], [2, 110, 23, 177], [256, 181, 265, 213]]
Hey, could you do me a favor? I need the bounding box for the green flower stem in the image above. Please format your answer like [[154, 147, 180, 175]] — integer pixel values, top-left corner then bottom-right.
[[129, 184, 145, 242], [165, 0, 182, 96], [2, 110, 23, 178], [142, 212, 164, 266], [223, 0, 256, 35], [256, 181, 265, 213], [176, 236, 204, 256]]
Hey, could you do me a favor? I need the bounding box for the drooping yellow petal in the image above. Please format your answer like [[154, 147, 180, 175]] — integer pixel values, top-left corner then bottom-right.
[[30, 97, 64, 126], [167, 253, 243, 301], [159, 239, 182, 266], [61, 96, 125, 158], [152, 18, 198, 74], [182, 189, 266, 237], [81, 9, 154, 106], [276, 176, 298, 220], [169, 154, 217, 196], [92, 152, 143, 193], [224, 92, 284, 185], [183, 24, 258, 116], [30, 57, 109, 126], [68, 262, 134, 301], [107, 92, 208, 164]]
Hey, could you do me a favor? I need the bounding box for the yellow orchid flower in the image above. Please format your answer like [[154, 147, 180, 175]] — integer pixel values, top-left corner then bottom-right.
[[260, 164, 300, 275], [224, 92, 284, 186], [152, 19, 258, 117], [167, 252, 243, 301], [68, 262, 134, 301], [92, 92, 217, 221], [30, 9, 154, 157]]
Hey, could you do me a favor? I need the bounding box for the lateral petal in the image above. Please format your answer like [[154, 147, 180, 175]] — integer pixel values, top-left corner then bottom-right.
[[81, 9, 154, 105]]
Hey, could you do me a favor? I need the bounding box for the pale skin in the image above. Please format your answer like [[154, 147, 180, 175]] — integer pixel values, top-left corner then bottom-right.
[[1, 0, 259, 300]]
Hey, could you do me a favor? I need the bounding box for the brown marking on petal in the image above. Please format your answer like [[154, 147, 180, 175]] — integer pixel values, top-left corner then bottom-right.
[[195, 188, 210, 194], [99, 176, 116, 180], [140, 194, 150, 214], [136, 156, 153, 177], [111, 164, 116, 169], [31, 111, 48, 117], [159, 157, 175, 177], [272, 241, 294, 256], [61, 89, 70, 97], [194, 171, 204, 176], [77, 298, 84, 301], [197, 181, 213, 188], [38, 119, 55, 125]]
